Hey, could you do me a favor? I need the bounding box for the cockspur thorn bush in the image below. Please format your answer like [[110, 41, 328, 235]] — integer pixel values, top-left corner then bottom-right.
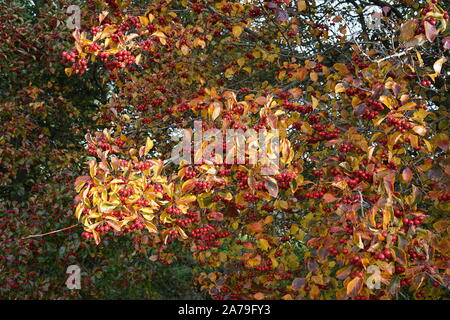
[[1, 0, 449, 300]]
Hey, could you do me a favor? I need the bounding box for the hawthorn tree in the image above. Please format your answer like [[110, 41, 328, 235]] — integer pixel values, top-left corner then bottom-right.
[[1, 0, 449, 300]]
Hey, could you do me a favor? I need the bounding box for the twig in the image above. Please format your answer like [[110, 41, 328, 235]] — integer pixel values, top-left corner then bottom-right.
[[20, 223, 80, 240]]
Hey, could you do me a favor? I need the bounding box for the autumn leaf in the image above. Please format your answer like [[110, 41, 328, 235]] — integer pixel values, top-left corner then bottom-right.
[[424, 21, 438, 42], [297, 0, 307, 11], [400, 19, 417, 41], [232, 25, 243, 38], [402, 167, 413, 184], [346, 277, 363, 297]]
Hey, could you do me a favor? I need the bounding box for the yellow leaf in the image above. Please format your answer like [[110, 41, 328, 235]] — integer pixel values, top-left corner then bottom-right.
[[232, 25, 243, 38], [152, 31, 166, 45], [176, 195, 197, 205], [144, 137, 154, 156], [433, 56, 447, 75], [135, 54, 142, 64], [224, 67, 234, 78], [258, 238, 270, 251], [237, 57, 245, 67], [210, 102, 221, 120], [379, 96, 394, 109], [264, 215, 274, 224], [247, 254, 262, 267], [335, 83, 346, 93], [75, 203, 83, 220], [139, 16, 149, 26], [311, 96, 319, 108], [181, 45, 190, 55], [255, 96, 267, 105], [144, 221, 157, 233], [297, 0, 307, 11]]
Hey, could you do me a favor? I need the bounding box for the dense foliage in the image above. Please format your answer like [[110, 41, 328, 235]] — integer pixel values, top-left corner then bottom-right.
[[1, 0, 449, 300]]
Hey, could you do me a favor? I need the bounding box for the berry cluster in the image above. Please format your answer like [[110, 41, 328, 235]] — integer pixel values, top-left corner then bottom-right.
[[87, 42, 101, 52], [362, 98, 384, 120], [166, 207, 182, 215], [115, 50, 135, 65], [282, 103, 313, 114], [374, 249, 392, 261], [90, 26, 101, 36], [421, 78, 432, 87], [194, 180, 211, 193], [119, 188, 134, 197], [61, 50, 77, 63], [136, 104, 148, 111], [386, 117, 413, 133], [244, 192, 258, 203], [312, 170, 323, 177], [305, 189, 326, 199], [184, 167, 198, 179], [354, 170, 373, 182], [136, 199, 149, 206], [236, 171, 249, 189], [313, 63, 323, 72], [218, 167, 231, 176], [407, 247, 426, 261], [134, 161, 153, 171], [339, 143, 354, 153], [402, 215, 425, 228], [274, 171, 296, 189], [341, 194, 361, 204], [71, 58, 88, 75], [345, 88, 359, 97], [255, 181, 266, 191]]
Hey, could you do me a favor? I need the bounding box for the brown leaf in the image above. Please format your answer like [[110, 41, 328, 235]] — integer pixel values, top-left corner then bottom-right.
[[424, 21, 438, 42], [400, 19, 417, 41], [292, 277, 306, 289], [264, 177, 279, 198], [336, 266, 352, 280]]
